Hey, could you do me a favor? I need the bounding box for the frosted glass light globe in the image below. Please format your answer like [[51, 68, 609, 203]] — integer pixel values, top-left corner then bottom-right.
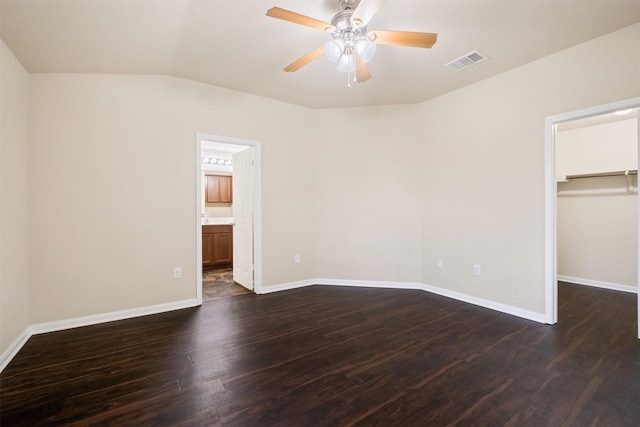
[[337, 53, 355, 72], [324, 40, 345, 63], [356, 39, 376, 63]]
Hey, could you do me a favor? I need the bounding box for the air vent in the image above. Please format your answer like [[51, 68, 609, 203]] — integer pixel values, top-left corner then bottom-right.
[[445, 50, 489, 72]]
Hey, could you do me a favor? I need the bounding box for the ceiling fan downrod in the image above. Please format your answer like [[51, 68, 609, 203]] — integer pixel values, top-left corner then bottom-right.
[[339, 0, 357, 11]]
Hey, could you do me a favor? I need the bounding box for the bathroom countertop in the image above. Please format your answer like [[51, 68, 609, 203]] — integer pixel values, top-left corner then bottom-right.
[[202, 217, 233, 225]]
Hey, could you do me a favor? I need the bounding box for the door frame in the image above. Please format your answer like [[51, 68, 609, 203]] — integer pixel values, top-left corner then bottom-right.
[[195, 133, 262, 303], [544, 97, 640, 333]]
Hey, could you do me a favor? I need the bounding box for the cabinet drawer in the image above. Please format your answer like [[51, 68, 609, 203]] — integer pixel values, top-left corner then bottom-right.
[[202, 224, 232, 234]]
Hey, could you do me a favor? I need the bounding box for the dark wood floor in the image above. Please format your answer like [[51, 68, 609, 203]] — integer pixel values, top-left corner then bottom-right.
[[1, 282, 639, 426]]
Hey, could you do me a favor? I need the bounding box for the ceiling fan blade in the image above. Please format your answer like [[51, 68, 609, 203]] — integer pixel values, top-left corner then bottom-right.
[[283, 46, 325, 72], [266, 7, 335, 32], [355, 54, 371, 83], [351, 0, 385, 26], [371, 30, 438, 48]]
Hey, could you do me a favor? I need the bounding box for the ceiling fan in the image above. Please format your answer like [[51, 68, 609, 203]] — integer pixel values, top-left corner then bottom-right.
[[266, 0, 437, 85]]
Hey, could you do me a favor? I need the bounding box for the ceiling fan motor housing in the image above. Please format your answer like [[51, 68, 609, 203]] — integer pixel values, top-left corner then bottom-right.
[[331, 11, 367, 38]]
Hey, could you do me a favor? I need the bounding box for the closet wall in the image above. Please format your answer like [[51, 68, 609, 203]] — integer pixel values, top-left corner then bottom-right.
[[557, 115, 638, 290]]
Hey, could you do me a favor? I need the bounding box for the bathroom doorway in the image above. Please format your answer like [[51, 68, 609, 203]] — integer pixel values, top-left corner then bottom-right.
[[195, 133, 262, 303]]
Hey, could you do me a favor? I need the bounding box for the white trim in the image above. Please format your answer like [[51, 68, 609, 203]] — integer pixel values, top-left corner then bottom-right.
[[29, 299, 200, 335], [544, 115, 558, 324], [195, 133, 262, 294], [544, 97, 640, 328], [10, 266, 635, 373], [196, 137, 203, 304], [261, 278, 546, 324], [1, 276, 548, 372], [317, 278, 424, 290], [256, 279, 316, 294], [2, 276, 544, 372], [0, 327, 31, 373], [417, 282, 546, 323], [0, 299, 199, 373], [558, 275, 637, 294]]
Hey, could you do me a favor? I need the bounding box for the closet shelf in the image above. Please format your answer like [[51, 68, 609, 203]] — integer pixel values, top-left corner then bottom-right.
[[560, 169, 638, 195], [563, 170, 637, 180]]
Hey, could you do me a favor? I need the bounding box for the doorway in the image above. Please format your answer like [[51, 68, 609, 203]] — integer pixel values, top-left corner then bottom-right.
[[544, 97, 640, 335], [195, 133, 262, 304]]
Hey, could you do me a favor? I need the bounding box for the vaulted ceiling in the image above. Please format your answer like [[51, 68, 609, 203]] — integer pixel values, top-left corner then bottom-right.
[[2, 0, 639, 109]]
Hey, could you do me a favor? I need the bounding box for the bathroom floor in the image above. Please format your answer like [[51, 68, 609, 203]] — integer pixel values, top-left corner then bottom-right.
[[202, 267, 251, 302]]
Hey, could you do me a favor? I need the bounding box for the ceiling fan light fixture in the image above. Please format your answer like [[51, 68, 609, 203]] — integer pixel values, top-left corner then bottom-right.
[[325, 40, 345, 62]]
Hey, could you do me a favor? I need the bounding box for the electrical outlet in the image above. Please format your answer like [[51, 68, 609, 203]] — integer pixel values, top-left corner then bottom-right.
[[173, 267, 182, 279], [473, 264, 481, 276], [294, 254, 301, 264], [437, 258, 443, 268]]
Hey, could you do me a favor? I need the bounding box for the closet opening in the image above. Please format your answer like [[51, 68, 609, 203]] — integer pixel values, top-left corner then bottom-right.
[[544, 97, 640, 336]]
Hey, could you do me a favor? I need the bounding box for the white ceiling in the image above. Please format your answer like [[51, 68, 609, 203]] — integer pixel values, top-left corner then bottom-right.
[[2, 0, 639, 109]]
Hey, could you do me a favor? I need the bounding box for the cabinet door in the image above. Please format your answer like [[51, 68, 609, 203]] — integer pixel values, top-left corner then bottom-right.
[[203, 225, 233, 268], [205, 175, 221, 203], [219, 176, 232, 203], [205, 175, 233, 203], [202, 232, 215, 266], [213, 232, 233, 264]]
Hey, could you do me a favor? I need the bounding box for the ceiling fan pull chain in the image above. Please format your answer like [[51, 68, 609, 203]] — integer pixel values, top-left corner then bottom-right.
[[353, 59, 358, 84]]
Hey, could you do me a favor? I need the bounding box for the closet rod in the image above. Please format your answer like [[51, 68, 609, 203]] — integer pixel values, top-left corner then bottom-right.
[[564, 169, 638, 180]]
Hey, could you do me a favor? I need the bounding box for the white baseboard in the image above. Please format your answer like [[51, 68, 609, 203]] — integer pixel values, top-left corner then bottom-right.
[[256, 279, 315, 294], [558, 275, 637, 294], [30, 299, 200, 335], [2, 277, 550, 373], [316, 278, 424, 291], [263, 278, 546, 324], [0, 299, 200, 374], [0, 327, 31, 373], [417, 282, 546, 323]]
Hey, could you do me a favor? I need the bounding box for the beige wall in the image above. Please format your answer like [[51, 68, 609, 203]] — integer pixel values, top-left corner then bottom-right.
[[4, 23, 640, 336], [1, 41, 30, 356], [417, 24, 640, 313], [28, 74, 317, 323], [313, 105, 424, 282]]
